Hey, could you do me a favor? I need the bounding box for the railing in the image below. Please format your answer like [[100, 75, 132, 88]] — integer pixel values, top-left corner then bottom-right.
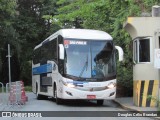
[[8, 81, 28, 106], [0, 81, 28, 108]]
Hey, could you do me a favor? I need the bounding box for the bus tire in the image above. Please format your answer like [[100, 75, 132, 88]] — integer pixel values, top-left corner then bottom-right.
[[54, 85, 62, 105], [36, 83, 43, 100], [97, 100, 104, 106]]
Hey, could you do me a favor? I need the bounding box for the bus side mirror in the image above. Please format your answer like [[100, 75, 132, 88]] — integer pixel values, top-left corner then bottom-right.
[[115, 46, 124, 61], [59, 44, 64, 60]]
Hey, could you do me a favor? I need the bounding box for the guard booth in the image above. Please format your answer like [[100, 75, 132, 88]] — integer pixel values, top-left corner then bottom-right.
[[124, 6, 160, 107]]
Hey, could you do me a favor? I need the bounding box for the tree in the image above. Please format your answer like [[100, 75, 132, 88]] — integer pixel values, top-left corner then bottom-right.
[[45, 0, 160, 96], [0, 0, 60, 85], [0, 0, 20, 84], [13, 0, 60, 85]]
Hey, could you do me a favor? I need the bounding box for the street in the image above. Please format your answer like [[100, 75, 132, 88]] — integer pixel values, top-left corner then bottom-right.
[[0, 92, 155, 120]]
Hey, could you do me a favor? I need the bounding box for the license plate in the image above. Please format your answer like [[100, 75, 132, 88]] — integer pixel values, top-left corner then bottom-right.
[[87, 95, 96, 99]]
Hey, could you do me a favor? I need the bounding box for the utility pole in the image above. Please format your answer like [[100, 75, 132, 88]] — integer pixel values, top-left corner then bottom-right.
[[6, 44, 11, 88]]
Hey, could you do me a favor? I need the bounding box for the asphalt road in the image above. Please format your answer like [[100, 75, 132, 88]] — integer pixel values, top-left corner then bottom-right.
[[0, 92, 155, 120]]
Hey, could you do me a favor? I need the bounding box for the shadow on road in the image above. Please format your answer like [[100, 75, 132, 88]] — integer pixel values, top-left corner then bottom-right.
[[46, 97, 121, 108]]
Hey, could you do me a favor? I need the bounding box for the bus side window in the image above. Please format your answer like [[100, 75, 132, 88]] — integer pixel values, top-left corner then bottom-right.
[[33, 51, 36, 64], [41, 43, 48, 63], [38, 38, 58, 64], [49, 38, 58, 62], [52, 38, 58, 61], [58, 35, 64, 75], [33, 48, 41, 64]]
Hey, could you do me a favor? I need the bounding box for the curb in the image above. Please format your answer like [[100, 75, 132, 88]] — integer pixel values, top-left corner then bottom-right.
[[113, 100, 138, 112], [113, 99, 160, 120]]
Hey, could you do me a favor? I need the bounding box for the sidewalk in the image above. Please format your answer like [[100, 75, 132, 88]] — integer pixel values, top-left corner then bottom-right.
[[114, 97, 159, 119], [114, 97, 158, 111]]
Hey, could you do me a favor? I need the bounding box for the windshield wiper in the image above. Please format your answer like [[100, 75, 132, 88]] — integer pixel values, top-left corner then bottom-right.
[[79, 54, 88, 78]]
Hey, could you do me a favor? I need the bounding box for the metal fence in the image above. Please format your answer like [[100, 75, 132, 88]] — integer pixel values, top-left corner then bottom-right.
[[0, 81, 28, 106], [8, 81, 27, 106], [0, 81, 28, 107]]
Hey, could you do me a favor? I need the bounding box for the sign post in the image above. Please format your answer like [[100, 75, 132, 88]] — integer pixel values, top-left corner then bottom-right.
[[6, 44, 11, 88]]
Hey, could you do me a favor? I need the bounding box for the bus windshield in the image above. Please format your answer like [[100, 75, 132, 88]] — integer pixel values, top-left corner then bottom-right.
[[64, 40, 116, 81]]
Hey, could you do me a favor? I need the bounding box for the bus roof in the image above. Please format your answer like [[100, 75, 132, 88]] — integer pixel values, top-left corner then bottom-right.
[[34, 29, 113, 50], [52, 29, 112, 40]]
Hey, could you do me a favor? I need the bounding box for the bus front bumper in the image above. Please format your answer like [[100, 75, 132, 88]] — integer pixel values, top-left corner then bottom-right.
[[58, 85, 116, 100]]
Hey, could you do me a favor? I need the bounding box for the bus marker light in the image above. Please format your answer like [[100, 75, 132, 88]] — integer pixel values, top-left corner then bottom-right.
[[66, 91, 73, 96], [109, 92, 115, 97]]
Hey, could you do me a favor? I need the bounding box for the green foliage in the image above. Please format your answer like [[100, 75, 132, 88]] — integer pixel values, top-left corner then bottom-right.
[[0, 0, 20, 83], [24, 86, 32, 92], [45, 0, 160, 94], [0, 0, 17, 26], [0, 0, 60, 85], [147, 95, 160, 110], [14, 0, 60, 85], [0, 0, 160, 94], [20, 61, 32, 86]]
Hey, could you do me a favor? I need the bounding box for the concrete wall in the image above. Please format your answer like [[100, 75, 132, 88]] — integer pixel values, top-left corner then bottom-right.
[[124, 17, 160, 107]]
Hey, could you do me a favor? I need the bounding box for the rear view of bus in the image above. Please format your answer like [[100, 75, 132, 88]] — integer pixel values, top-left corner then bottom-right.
[[32, 29, 123, 105]]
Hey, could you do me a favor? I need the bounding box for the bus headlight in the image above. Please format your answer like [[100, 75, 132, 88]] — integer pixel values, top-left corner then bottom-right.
[[107, 82, 116, 89], [66, 83, 75, 88], [62, 80, 75, 88]]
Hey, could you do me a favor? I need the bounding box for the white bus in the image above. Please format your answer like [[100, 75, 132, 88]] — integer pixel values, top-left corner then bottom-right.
[[32, 29, 123, 105]]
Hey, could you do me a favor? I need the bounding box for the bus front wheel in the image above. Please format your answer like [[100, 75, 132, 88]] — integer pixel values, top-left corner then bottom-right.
[[54, 85, 62, 105], [36, 83, 43, 100]]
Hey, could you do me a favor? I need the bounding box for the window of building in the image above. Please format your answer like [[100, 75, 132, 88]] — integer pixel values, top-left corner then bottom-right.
[[133, 37, 151, 63]]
